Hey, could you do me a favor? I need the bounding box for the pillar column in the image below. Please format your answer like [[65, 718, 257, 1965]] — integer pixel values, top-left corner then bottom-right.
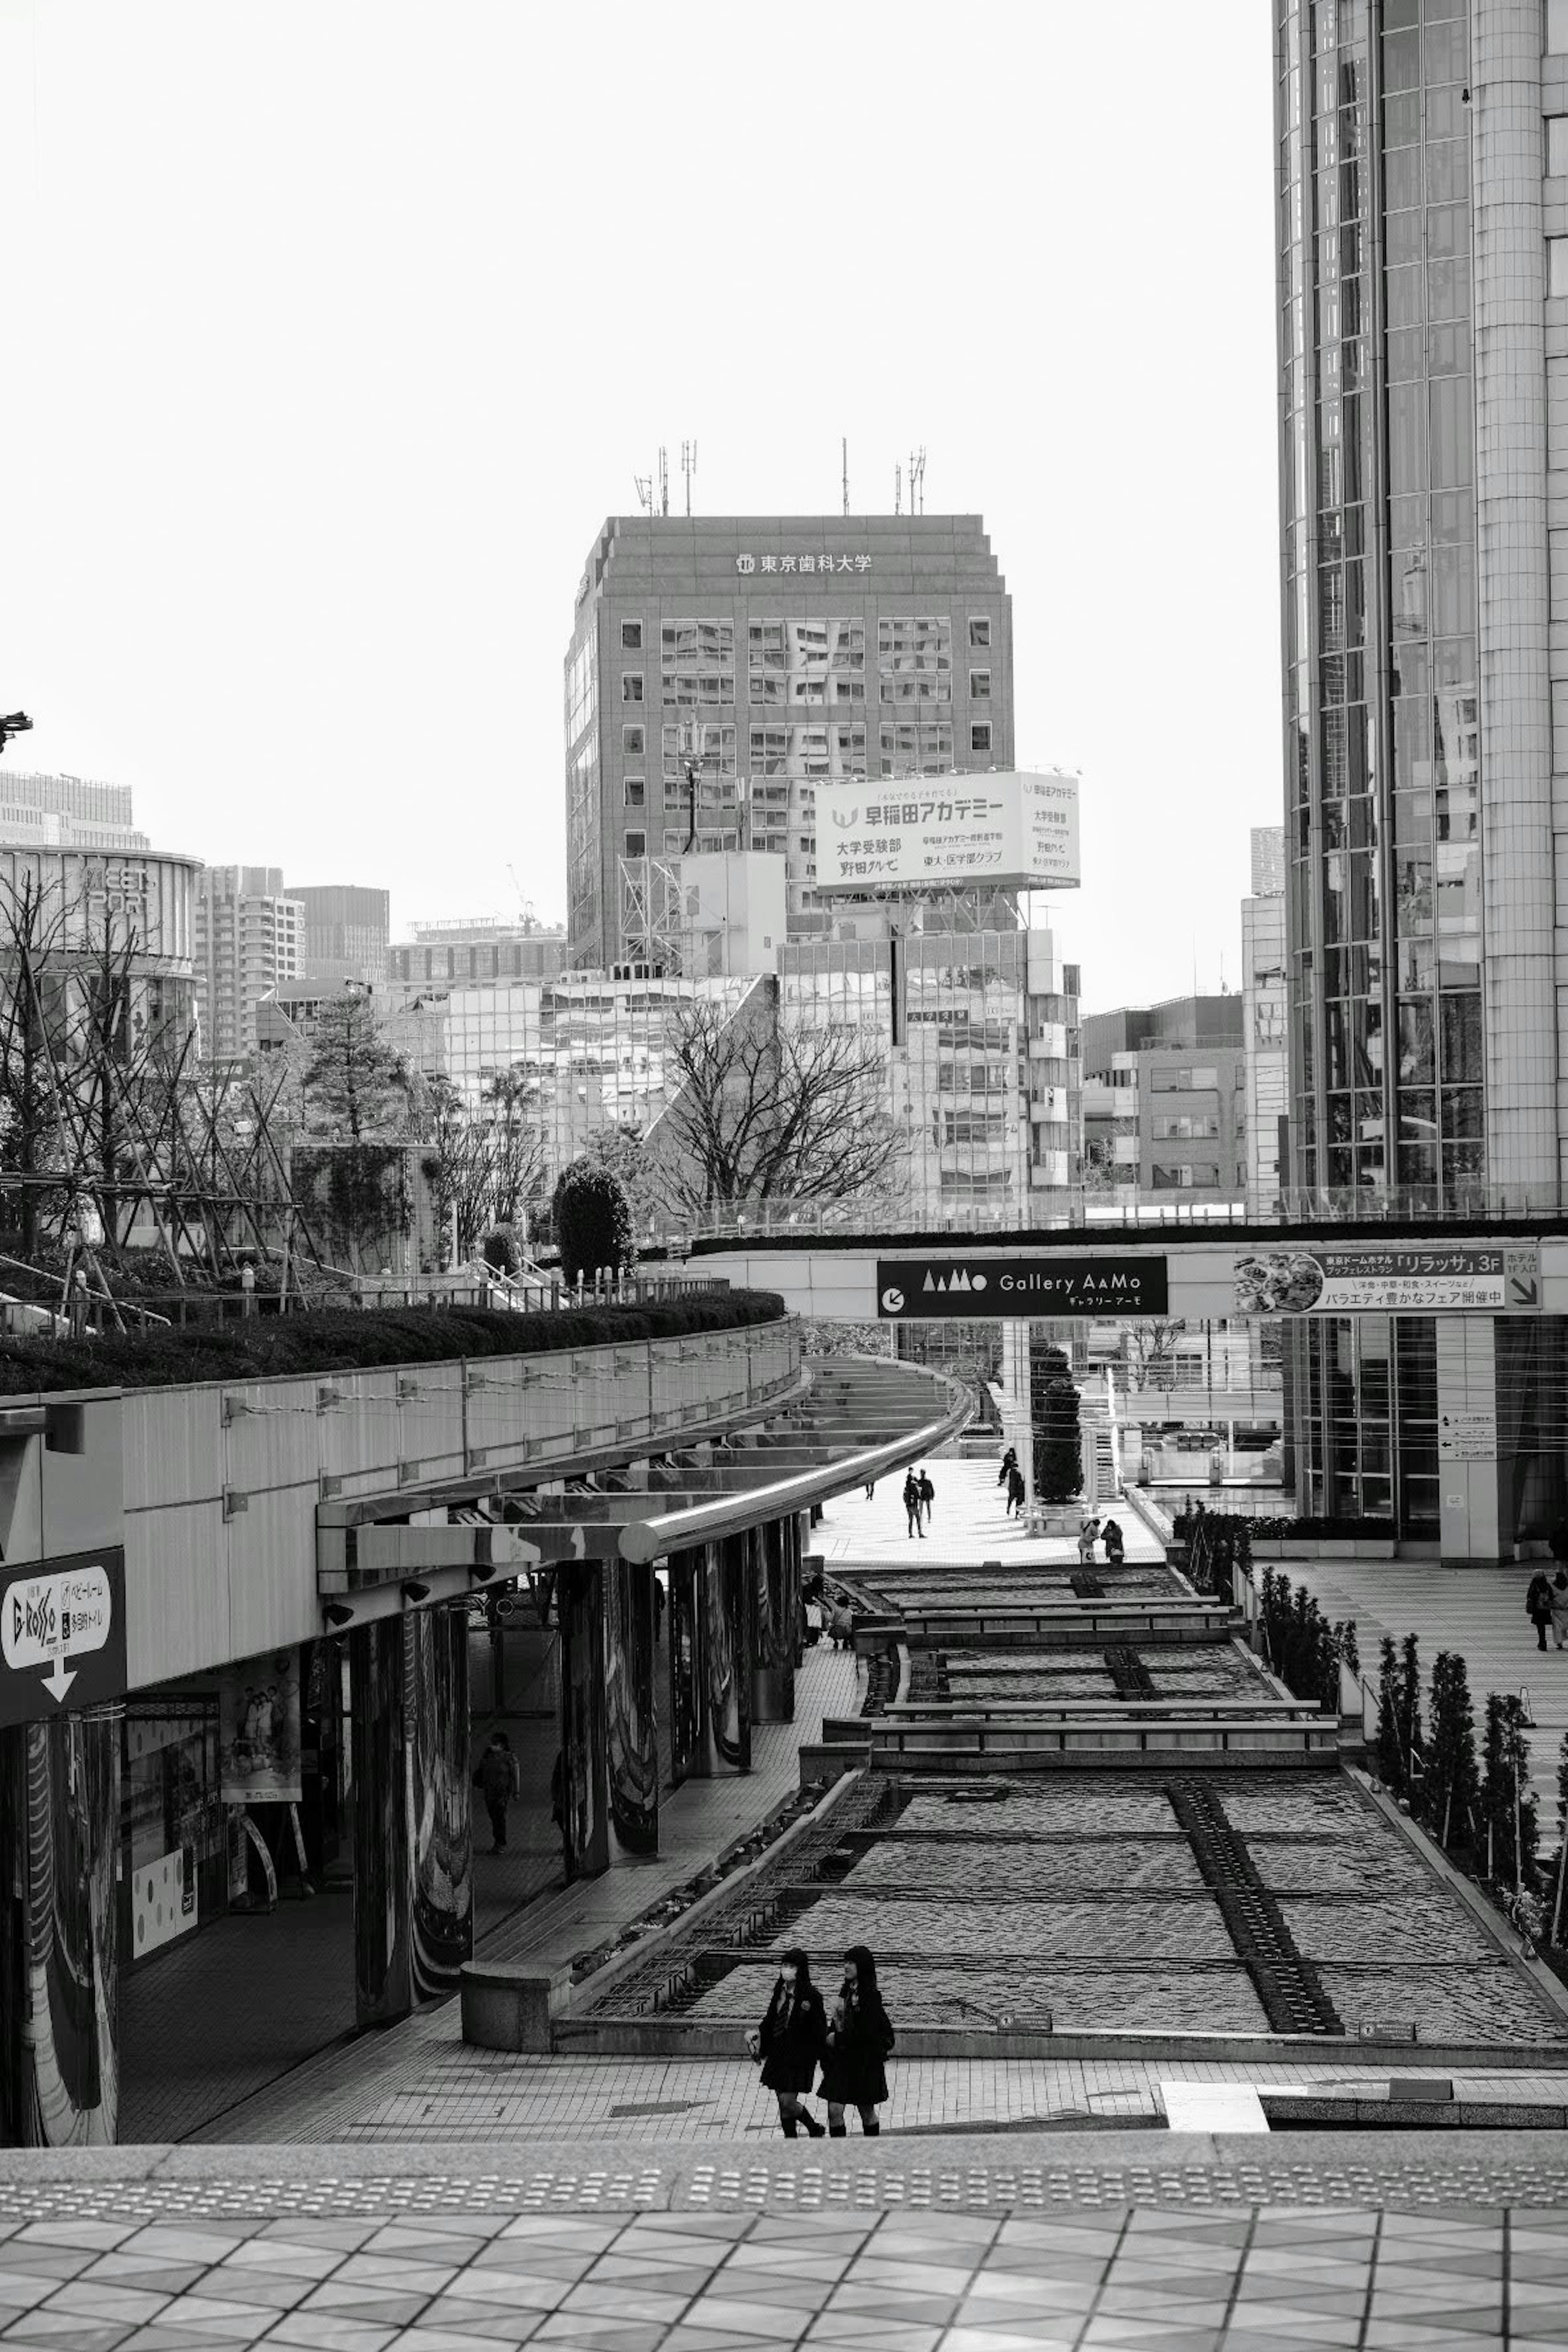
[[606, 1561, 657, 1857], [558, 1562, 609, 1879], [666, 1548, 702, 1788], [1436, 1317, 1505, 1564], [350, 1603, 474, 2028], [697, 1535, 751, 1773], [0, 1713, 120, 2147]]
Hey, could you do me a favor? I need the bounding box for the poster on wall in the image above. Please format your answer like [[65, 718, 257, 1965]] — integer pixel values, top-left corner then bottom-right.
[[218, 1649, 303, 1803], [1231, 1243, 1541, 1316]]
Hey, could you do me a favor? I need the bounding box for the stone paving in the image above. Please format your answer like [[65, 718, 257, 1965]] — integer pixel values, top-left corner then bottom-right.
[[815, 1459, 1166, 1568], [6, 2140, 1568, 2347]]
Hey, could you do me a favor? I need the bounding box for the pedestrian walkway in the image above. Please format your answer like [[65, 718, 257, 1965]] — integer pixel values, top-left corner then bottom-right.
[[4, 2137, 1568, 2348], [814, 1456, 1161, 1568], [183, 1641, 860, 2146], [1277, 1557, 1568, 1811]]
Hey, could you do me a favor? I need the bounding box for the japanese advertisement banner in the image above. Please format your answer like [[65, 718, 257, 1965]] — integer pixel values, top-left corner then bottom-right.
[[877, 1255, 1168, 1319], [1231, 1244, 1541, 1316], [815, 770, 1080, 894]]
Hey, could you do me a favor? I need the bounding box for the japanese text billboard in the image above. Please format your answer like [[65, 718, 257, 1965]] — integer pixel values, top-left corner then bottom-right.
[[1231, 1244, 1541, 1316], [815, 769, 1080, 894]]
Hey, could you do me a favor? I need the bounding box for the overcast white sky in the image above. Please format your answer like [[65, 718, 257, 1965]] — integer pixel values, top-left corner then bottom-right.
[[0, 1, 1279, 1012]]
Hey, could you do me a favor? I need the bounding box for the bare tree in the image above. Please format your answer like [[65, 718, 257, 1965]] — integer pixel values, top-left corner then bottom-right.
[[417, 1067, 546, 1264], [653, 991, 903, 1217], [1125, 1318, 1186, 1392]]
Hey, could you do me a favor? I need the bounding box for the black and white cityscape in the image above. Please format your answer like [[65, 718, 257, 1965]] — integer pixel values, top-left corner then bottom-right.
[[2, 5, 1568, 2347]]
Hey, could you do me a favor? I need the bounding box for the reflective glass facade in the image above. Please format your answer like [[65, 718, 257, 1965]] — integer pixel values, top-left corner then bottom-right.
[[1277, 0, 1484, 1211]]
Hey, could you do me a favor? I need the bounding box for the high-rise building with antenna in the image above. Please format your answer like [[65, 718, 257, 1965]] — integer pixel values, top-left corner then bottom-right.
[[563, 513, 1015, 968]]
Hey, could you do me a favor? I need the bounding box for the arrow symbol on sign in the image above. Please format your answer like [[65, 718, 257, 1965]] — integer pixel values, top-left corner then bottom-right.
[[1511, 1276, 1539, 1306], [40, 1659, 76, 1706]]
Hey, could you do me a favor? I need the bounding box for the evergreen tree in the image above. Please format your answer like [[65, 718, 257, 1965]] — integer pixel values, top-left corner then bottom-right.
[[1481, 1693, 1540, 1892], [1552, 1728, 1568, 1944], [303, 993, 410, 1142], [1425, 1650, 1480, 1851], [1374, 1633, 1405, 1794], [553, 1158, 633, 1285], [1398, 1632, 1424, 1795], [1031, 1342, 1082, 1503]]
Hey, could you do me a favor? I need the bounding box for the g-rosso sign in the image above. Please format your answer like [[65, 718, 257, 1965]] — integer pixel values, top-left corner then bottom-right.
[[876, 1256, 1169, 1319]]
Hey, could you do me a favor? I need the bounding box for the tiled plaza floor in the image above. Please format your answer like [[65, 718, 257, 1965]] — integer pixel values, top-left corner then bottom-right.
[[4, 2140, 1568, 2348]]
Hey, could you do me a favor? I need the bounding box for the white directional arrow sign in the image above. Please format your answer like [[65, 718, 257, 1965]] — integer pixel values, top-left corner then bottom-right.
[[2, 1561, 114, 1708]]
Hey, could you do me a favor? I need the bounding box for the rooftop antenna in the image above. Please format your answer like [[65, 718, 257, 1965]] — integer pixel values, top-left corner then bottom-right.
[[634, 471, 655, 514], [910, 447, 927, 516], [681, 439, 697, 517], [895, 461, 902, 517], [842, 437, 849, 518], [658, 445, 669, 516]]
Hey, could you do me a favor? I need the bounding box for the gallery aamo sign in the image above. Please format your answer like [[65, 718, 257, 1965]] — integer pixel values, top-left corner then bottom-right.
[[876, 1256, 1169, 1319]]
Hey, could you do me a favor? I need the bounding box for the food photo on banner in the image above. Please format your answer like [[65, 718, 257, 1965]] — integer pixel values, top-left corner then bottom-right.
[[1231, 1243, 1540, 1316], [217, 1649, 303, 1804]]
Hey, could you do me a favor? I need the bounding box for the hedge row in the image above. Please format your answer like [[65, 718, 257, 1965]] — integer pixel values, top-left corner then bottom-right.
[[0, 1291, 787, 1396]]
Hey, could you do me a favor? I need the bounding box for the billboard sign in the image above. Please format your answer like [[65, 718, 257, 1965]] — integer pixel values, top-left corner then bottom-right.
[[1231, 1243, 1541, 1316], [877, 1255, 1168, 1319], [815, 770, 1080, 894], [0, 1548, 127, 1726]]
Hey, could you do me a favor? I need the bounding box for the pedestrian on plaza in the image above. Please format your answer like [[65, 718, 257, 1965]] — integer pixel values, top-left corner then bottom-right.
[[820, 1944, 895, 2136], [998, 1445, 1018, 1490], [747, 1947, 828, 2138], [903, 1470, 922, 1540], [474, 1731, 521, 1855], [830, 1598, 855, 1650], [1006, 1463, 1026, 1518], [1102, 1517, 1125, 1567], [804, 1592, 824, 1647], [1527, 1568, 1557, 1653], [917, 1468, 935, 1532], [865, 1476, 876, 1500], [1553, 1569, 1568, 1653], [1076, 1516, 1100, 1567]]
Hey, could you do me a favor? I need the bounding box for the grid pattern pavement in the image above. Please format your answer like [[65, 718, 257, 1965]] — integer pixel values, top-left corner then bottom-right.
[[2, 2170, 1568, 2348]]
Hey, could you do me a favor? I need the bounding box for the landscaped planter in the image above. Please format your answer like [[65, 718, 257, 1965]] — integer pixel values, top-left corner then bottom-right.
[[1250, 1539, 1398, 1562]]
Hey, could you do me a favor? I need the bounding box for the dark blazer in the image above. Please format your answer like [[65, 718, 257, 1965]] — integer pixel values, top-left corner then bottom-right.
[[757, 1980, 828, 2094], [819, 1986, 895, 2107]]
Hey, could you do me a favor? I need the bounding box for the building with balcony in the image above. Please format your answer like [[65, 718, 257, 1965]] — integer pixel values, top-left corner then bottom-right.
[[1082, 996, 1247, 1207], [194, 865, 304, 1064]]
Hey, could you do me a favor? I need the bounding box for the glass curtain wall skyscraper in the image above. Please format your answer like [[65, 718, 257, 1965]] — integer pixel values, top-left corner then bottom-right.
[[1274, 0, 1568, 1551]]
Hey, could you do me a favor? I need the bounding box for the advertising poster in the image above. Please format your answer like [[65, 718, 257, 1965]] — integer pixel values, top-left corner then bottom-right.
[[218, 1649, 303, 1804], [815, 770, 1080, 894], [1231, 1244, 1541, 1316]]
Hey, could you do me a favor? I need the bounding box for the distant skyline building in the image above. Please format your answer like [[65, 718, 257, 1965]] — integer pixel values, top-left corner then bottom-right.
[[1243, 827, 1287, 1208], [563, 515, 1015, 970], [0, 769, 148, 851], [1081, 996, 1246, 1206], [1250, 824, 1285, 900], [194, 864, 303, 1063], [294, 883, 390, 988]]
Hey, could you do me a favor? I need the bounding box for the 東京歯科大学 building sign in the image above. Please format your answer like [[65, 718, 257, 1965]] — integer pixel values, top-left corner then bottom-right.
[[735, 552, 873, 574], [877, 1257, 1169, 1319]]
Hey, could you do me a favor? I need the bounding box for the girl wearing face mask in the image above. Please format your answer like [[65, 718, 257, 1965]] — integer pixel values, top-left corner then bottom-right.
[[819, 1944, 895, 2136], [746, 1947, 827, 2138]]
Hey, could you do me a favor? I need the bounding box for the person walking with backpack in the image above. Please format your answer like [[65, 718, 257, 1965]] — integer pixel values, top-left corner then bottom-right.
[[917, 1467, 935, 1533], [1006, 1462, 1026, 1519], [474, 1731, 521, 1855], [902, 1470, 922, 1539], [820, 1944, 895, 2136], [747, 1948, 828, 2138]]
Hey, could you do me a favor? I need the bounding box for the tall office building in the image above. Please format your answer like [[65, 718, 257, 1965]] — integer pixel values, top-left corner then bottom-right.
[[0, 770, 147, 850], [294, 884, 390, 988], [1081, 997, 1247, 1205], [564, 516, 1014, 969], [194, 865, 304, 1063], [1273, 0, 1568, 1210], [1273, 2, 1568, 1551]]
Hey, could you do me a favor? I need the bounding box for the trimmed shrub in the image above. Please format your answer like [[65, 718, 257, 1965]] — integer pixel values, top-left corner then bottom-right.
[[553, 1160, 633, 1286], [0, 1290, 786, 1395]]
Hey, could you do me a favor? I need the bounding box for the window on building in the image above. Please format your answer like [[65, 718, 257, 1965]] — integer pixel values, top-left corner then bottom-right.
[[1551, 116, 1568, 175], [623, 673, 644, 702], [969, 615, 991, 649], [1552, 235, 1568, 296], [622, 723, 645, 756], [624, 830, 646, 858], [621, 620, 643, 650], [969, 669, 991, 700], [1551, 0, 1568, 51], [624, 778, 646, 809], [971, 722, 993, 754]]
